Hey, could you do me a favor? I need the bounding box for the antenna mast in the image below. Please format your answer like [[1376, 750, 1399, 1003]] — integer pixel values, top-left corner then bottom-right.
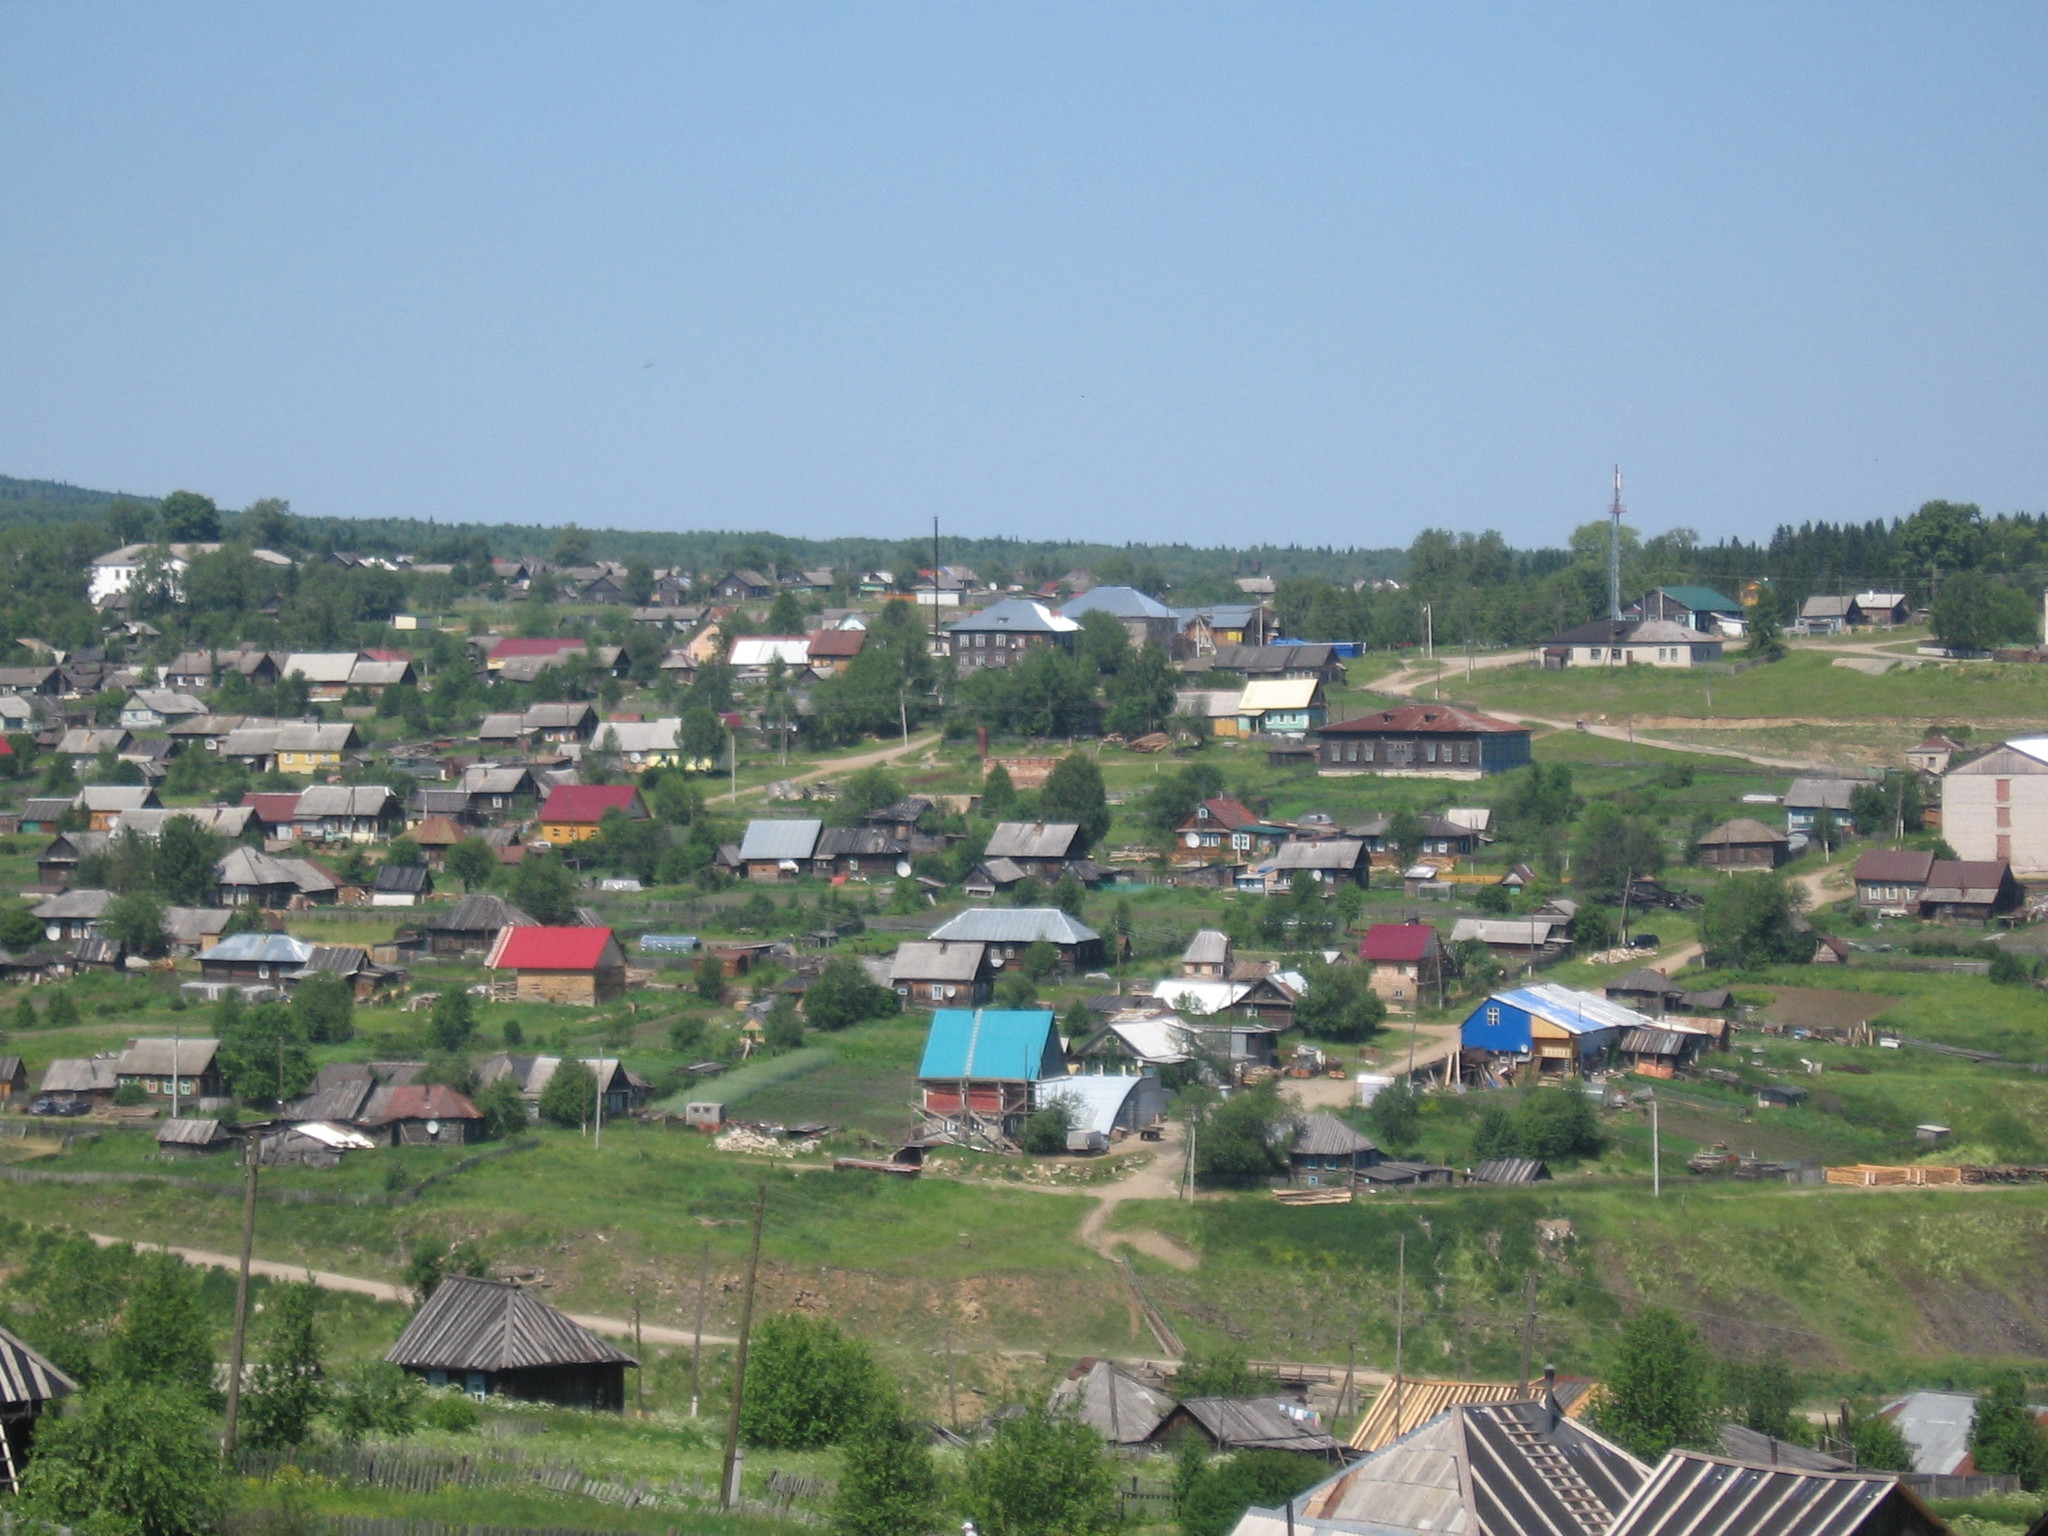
[[1608, 466, 1625, 622]]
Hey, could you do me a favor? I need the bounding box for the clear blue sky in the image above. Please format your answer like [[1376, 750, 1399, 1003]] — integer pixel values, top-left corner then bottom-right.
[[3, 3, 2044, 549]]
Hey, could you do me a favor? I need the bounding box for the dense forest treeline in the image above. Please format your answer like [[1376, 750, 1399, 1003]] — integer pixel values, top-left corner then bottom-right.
[[6, 471, 2048, 650]]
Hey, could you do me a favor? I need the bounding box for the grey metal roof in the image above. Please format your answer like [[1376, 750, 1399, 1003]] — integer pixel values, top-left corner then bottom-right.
[[814, 826, 907, 858], [1292, 1112, 1376, 1158], [890, 941, 988, 983], [738, 818, 823, 862], [928, 907, 1101, 946], [33, 888, 112, 920], [76, 786, 154, 812], [385, 1275, 637, 1372], [39, 1057, 119, 1093], [1620, 1028, 1700, 1059], [1047, 1358, 1175, 1444], [1882, 1390, 1976, 1475], [1785, 777, 1861, 811], [296, 784, 396, 817], [1607, 969, 1683, 998], [983, 821, 1081, 859], [155, 1118, 228, 1146], [1604, 1450, 1922, 1536], [1183, 929, 1230, 966], [205, 931, 317, 966], [1059, 585, 1176, 621], [373, 864, 431, 893], [1697, 817, 1789, 847], [1266, 839, 1365, 870], [1715, 1425, 1850, 1473], [0, 1320, 76, 1407], [946, 598, 1079, 634]]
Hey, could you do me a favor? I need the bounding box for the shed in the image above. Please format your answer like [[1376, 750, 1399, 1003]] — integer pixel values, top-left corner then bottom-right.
[[1605, 1451, 1949, 1536], [1605, 969, 1685, 1015], [371, 863, 434, 906], [419, 893, 534, 958], [1032, 1073, 1166, 1152], [0, 1056, 27, 1108], [0, 1321, 77, 1491], [386, 1275, 637, 1410], [155, 1118, 235, 1156], [1618, 1026, 1713, 1078], [1459, 983, 1651, 1079], [1695, 817, 1791, 871], [1469, 1157, 1551, 1186]]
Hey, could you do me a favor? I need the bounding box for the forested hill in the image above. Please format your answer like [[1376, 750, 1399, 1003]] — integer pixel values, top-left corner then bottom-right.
[[0, 474, 157, 530]]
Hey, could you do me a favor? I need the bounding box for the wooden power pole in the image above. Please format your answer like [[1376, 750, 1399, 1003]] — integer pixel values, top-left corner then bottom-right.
[[719, 1185, 767, 1511], [220, 1140, 261, 1460]]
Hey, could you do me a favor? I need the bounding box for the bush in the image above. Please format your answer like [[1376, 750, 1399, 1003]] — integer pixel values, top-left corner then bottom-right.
[[1990, 949, 2036, 987], [417, 1390, 481, 1434], [1471, 1087, 1604, 1163], [962, 1406, 1118, 1536], [537, 1057, 598, 1129], [1019, 1098, 1074, 1156], [1179, 1451, 1324, 1536], [330, 1361, 421, 1443], [1196, 1082, 1291, 1187], [18, 1381, 227, 1536], [830, 1405, 942, 1536], [803, 955, 899, 1031], [1292, 961, 1387, 1042], [113, 1081, 149, 1107], [739, 1313, 881, 1450]]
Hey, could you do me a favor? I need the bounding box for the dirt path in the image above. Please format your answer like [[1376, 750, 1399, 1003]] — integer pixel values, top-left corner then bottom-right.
[[712, 731, 943, 804], [86, 1232, 737, 1351], [1073, 1123, 1198, 1269]]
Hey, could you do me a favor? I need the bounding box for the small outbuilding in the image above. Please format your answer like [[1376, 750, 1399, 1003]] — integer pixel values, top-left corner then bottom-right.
[[1695, 817, 1791, 871], [385, 1275, 637, 1410], [155, 1118, 236, 1157], [485, 926, 628, 1006], [0, 1321, 76, 1491], [1287, 1113, 1380, 1187]]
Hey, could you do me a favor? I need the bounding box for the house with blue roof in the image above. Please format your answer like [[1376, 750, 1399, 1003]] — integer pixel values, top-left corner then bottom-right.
[[1457, 982, 1653, 1081], [917, 1009, 1066, 1140]]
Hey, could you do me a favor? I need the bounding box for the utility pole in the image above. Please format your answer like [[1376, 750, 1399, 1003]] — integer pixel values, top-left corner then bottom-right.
[[633, 1293, 645, 1414], [1391, 1234, 1407, 1439], [931, 516, 942, 659], [728, 727, 737, 802], [220, 1138, 260, 1460], [1516, 1272, 1538, 1394], [171, 1017, 181, 1122], [689, 1240, 710, 1418], [1650, 1095, 1662, 1198], [943, 1313, 959, 1432], [594, 1058, 604, 1150], [720, 1185, 767, 1511]]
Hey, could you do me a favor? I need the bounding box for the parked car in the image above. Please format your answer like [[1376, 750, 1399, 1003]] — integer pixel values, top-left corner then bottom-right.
[[29, 1096, 88, 1117]]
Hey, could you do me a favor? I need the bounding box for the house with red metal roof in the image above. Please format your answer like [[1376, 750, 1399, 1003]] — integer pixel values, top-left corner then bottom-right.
[[1358, 922, 1446, 1012], [1315, 705, 1532, 779], [241, 791, 303, 840], [803, 628, 866, 675], [537, 784, 648, 845], [485, 636, 590, 670], [1170, 797, 1293, 866], [486, 925, 628, 1006]]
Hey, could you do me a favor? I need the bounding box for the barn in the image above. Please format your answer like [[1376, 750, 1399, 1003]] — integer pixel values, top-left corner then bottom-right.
[[385, 1275, 637, 1410], [485, 926, 627, 1006], [0, 1322, 75, 1492]]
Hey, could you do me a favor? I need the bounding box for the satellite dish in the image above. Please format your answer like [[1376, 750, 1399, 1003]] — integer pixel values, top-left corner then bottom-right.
[[990, 954, 1005, 968], [425, 1119, 440, 1137], [896, 860, 913, 879]]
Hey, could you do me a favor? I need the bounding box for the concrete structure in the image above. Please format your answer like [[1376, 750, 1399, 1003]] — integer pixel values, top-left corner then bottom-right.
[[1944, 739, 2048, 871]]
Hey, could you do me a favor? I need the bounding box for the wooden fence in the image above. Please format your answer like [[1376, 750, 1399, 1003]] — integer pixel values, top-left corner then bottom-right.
[[0, 1138, 538, 1207]]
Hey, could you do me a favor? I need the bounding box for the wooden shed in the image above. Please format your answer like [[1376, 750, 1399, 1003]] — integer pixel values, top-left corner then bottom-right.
[[385, 1275, 636, 1410], [1695, 817, 1791, 871], [485, 926, 627, 1006], [0, 1322, 75, 1491]]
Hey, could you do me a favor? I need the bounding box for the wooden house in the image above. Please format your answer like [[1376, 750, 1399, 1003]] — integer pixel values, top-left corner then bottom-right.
[[1919, 859, 2022, 923], [200, 931, 317, 985], [33, 888, 111, 942], [1696, 817, 1790, 870], [385, 1275, 637, 1410], [0, 1055, 27, 1110], [537, 784, 648, 846], [76, 785, 158, 831], [36, 1057, 119, 1109], [1251, 839, 1369, 893], [1048, 1358, 1176, 1446], [1616, 1024, 1714, 1079], [888, 940, 993, 1005], [1170, 799, 1291, 867], [0, 1322, 76, 1492], [982, 821, 1084, 877], [1181, 929, 1231, 978], [916, 1008, 1065, 1141], [1358, 922, 1444, 1011], [418, 893, 535, 958], [737, 817, 823, 879], [926, 907, 1105, 971], [1232, 677, 1327, 738], [215, 847, 338, 908], [18, 798, 74, 836], [486, 925, 628, 1006], [371, 863, 434, 906], [359, 1083, 484, 1146], [1287, 1113, 1379, 1188], [1151, 1398, 1346, 1458], [1603, 968, 1685, 1015], [114, 1037, 224, 1102], [294, 784, 403, 843], [1315, 704, 1532, 779], [35, 831, 106, 890]]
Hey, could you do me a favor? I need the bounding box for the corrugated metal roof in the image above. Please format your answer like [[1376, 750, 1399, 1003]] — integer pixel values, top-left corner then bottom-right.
[[984, 822, 1081, 859], [1176, 1396, 1344, 1454], [1470, 1158, 1549, 1186], [1883, 1390, 1977, 1475], [890, 941, 988, 983], [1266, 839, 1366, 870], [918, 1009, 1063, 1082], [1604, 1450, 1921, 1536], [386, 1275, 637, 1372], [206, 932, 317, 966], [1105, 1016, 1192, 1064], [1715, 1425, 1850, 1472], [928, 907, 1101, 945], [1236, 678, 1322, 712], [1033, 1074, 1148, 1137], [1293, 1112, 1376, 1158], [1058, 585, 1176, 621], [1497, 982, 1656, 1037], [0, 1320, 76, 1407], [296, 784, 396, 818], [738, 818, 824, 862], [1183, 929, 1230, 965], [488, 927, 620, 971], [1449, 918, 1562, 947]]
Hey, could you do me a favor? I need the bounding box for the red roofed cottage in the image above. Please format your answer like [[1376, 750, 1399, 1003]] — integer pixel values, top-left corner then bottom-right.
[[538, 784, 648, 845], [1358, 921, 1445, 1011], [487, 926, 628, 1006]]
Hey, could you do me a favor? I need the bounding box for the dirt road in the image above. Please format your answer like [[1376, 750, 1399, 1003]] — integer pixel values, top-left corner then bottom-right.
[[713, 731, 942, 804], [86, 1232, 736, 1351]]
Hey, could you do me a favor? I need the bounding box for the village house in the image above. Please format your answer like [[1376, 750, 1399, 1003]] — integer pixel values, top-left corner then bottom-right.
[[802, 627, 865, 676], [1315, 705, 1532, 778], [457, 764, 539, 819], [386, 1275, 637, 1410], [1171, 798, 1292, 866], [358, 1083, 483, 1146], [1919, 859, 2023, 924], [1695, 817, 1791, 871], [1250, 839, 1370, 893], [1537, 617, 1725, 668], [525, 702, 598, 744], [371, 864, 433, 906], [707, 569, 776, 601], [1615, 1022, 1715, 1078], [36, 1057, 119, 1110], [889, 940, 994, 1004], [1795, 594, 1859, 634], [861, 796, 934, 842], [1853, 848, 1936, 912], [416, 893, 535, 958], [18, 798, 73, 836], [1447, 915, 1568, 965], [114, 1037, 224, 1102], [474, 1055, 648, 1119], [983, 821, 1084, 877], [943, 599, 1081, 672], [1358, 922, 1445, 1011], [1633, 584, 1745, 635], [737, 818, 823, 880], [35, 831, 106, 889], [811, 825, 908, 879], [1288, 1113, 1380, 1188], [591, 718, 688, 768], [0, 1055, 29, 1111], [926, 907, 1106, 971], [32, 889, 110, 942], [1459, 983, 1653, 1081], [199, 931, 317, 987], [1906, 732, 1967, 775], [215, 846, 338, 907], [1349, 813, 1480, 860], [916, 1007, 1066, 1141], [77, 785, 158, 830], [1785, 777, 1861, 837], [1181, 929, 1231, 979], [221, 721, 359, 774], [1152, 1398, 1346, 1458], [486, 925, 628, 1005], [1942, 738, 2048, 871], [537, 784, 649, 846], [1058, 585, 1182, 650], [118, 689, 207, 730], [1233, 677, 1327, 737], [294, 784, 403, 842], [1196, 642, 1345, 683]]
